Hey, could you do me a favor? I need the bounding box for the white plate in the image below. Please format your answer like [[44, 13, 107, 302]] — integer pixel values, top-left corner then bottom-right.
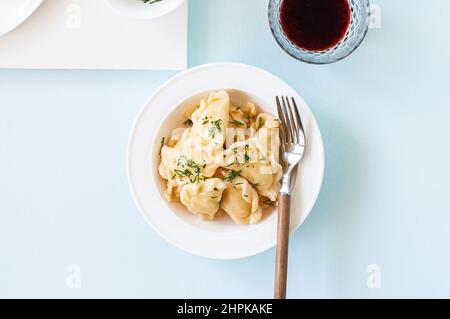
[[0, 0, 43, 37], [105, 0, 185, 19], [127, 63, 325, 259]]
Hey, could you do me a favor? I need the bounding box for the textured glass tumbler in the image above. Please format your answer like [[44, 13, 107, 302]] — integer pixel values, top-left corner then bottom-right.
[[269, 0, 370, 64]]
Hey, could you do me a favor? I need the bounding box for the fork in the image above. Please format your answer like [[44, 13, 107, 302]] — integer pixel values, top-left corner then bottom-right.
[[274, 96, 306, 299]]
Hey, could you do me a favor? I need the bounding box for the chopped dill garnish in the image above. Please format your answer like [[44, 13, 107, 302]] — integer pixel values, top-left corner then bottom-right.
[[214, 119, 222, 132], [243, 144, 250, 164], [208, 119, 223, 138], [174, 156, 205, 184], [256, 117, 263, 129], [243, 153, 250, 164], [141, 0, 163, 3], [174, 169, 192, 179], [224, 170, 241, 182]]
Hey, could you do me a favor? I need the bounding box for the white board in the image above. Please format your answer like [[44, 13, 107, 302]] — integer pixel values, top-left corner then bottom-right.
[[0, 0, 188, 70]]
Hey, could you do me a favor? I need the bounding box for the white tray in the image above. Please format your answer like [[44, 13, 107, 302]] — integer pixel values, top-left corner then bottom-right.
[[0, 0, 188, 70]]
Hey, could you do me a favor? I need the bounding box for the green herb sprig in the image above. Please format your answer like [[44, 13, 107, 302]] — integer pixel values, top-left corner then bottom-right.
[[174, 155, 205, 184]]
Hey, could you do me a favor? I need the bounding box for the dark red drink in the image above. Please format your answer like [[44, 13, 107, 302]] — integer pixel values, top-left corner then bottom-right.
[[280, 0, 351, 51]]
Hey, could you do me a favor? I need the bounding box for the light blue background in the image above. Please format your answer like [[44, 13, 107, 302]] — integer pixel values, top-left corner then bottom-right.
[[1, 0, 449, 298]]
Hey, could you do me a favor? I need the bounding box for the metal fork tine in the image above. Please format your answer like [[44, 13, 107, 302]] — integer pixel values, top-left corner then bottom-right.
[[279, 123, 287, 148], [285, 97, 299, 144], [276, 96, 290, 144], [281, 97, 294, 143], [276, 96, 285, 143], [291, 97, 305, 145]]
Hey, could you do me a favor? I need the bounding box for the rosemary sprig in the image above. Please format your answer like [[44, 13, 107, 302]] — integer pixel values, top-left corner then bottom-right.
[[208, 119, 223, 138]]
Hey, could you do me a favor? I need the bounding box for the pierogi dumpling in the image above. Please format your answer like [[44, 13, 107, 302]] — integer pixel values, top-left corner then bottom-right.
[[180, 178, 227, 220]]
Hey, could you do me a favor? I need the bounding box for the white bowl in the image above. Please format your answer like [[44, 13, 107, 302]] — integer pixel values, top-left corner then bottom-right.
[[127, 63, 325, 259], [105, 0, 185, 19]]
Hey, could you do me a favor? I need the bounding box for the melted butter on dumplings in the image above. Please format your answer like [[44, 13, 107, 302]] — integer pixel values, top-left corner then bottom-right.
[[160, 145, 218, 188]]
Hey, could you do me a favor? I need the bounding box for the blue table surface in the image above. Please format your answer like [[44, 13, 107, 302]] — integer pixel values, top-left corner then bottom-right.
[[1, 0, 449, 298]]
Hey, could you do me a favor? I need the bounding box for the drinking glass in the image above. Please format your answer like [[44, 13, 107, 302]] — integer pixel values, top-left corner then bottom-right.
[[269, 0, 370, 64]]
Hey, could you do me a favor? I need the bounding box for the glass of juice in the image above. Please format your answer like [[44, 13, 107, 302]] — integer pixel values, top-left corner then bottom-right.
[[269, 0, 370, 64]]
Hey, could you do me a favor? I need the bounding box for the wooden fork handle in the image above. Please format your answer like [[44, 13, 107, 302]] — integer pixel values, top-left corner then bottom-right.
[[274, 193, 291, 299]]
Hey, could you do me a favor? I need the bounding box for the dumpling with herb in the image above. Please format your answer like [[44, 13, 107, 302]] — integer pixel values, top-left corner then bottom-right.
[[217, 138, 282, 201], [254, 113, 280, 130], [159, 145, 219, 188], [221, 175, 263, 225], [190, 91, 230, 154], [180, 178, 227, 220]]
